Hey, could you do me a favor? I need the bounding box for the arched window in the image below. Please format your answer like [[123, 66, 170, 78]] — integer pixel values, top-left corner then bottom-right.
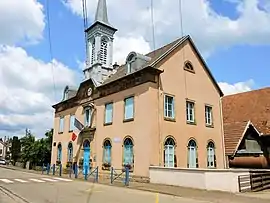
[[207, 141, 216, 168], [123, 138, 134, 168], [187, 139, 198, 168], [100, 38, 108, 65], [103, 139, 112, 166], [67, 142, 73, 162], [164, 137, 176, 167], [83, 139, 90, 149], [91, 39, 96, 65], [57, 143, 62, 162], [184, 61, 194, 72]]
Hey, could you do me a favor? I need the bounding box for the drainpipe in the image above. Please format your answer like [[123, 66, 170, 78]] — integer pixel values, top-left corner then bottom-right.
[[157, 74, 162, 166], [219, 97, 227, 168]]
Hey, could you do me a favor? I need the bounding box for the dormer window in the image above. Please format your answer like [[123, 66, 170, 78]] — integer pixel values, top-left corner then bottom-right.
[[184, 61, 195, 73], [127, 63, 131, 74], [64, 91, 68, 100]]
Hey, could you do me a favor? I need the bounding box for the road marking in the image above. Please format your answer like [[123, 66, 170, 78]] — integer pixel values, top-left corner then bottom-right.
[[29, 178, 45, 183], [41, 178, 58, 182], [155, 193, 159, 203], [53, 177, 73, 182], [14, 179, 28, 183], [0, 179, 14, 183]]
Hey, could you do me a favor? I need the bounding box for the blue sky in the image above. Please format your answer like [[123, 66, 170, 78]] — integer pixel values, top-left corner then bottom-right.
[[0, 0, 269, 138], [29, 0, 270, 89]]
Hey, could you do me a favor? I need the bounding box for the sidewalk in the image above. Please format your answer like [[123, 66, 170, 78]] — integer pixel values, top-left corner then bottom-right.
[[1, 165, 270, 203]]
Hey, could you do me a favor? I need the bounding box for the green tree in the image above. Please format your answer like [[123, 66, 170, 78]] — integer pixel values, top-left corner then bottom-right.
[[20, 133, 35, 167], [11, 136, 21, 165], [20, 129, 53, 168]]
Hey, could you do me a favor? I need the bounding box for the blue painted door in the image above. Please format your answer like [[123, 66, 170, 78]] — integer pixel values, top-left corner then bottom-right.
[[83, 148, 90, 175]]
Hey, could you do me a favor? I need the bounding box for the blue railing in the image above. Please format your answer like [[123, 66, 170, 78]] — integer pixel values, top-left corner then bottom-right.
[[42, 163, 130, 186]]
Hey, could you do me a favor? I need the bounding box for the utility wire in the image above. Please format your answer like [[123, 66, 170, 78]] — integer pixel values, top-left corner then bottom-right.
[[82, 0, 89, 66], [178, 0, 188, 98], [150, 0, 156, 55], [46, 0, 57, 102]]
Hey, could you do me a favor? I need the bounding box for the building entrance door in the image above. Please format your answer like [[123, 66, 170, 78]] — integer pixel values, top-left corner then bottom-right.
[[83, 140, 90, 175]]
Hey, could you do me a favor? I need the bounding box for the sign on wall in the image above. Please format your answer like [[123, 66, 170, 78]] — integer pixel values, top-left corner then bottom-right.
[[113, 137, 121, 143]]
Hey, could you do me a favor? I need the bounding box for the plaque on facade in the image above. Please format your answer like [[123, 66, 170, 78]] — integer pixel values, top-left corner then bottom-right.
[[113, 137, 121, 143]]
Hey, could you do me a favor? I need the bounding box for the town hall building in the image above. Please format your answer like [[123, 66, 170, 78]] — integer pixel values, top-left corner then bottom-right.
[[51, 0, 226, 178]]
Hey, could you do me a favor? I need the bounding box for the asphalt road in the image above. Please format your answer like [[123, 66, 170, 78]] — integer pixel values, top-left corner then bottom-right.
[[0, 166, 269, 203], [0, 166, 214, 203]]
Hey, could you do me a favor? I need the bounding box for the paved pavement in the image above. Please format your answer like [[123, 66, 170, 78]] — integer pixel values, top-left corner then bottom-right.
[[0, 166, 270, 203]]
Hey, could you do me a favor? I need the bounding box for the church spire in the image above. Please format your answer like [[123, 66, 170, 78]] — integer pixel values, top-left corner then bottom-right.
[[95, 0, 109, 25]]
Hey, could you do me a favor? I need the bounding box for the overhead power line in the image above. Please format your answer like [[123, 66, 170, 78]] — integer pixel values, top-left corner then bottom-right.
[[46, 0, 56, 101]]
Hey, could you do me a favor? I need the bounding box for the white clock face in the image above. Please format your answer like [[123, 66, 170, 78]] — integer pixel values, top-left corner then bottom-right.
[[87, 88, 92, 96]]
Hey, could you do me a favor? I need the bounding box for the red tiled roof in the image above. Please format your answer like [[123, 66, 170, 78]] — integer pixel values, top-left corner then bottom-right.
[[223, 121, 249, 155], [222, 87, 270, 155]]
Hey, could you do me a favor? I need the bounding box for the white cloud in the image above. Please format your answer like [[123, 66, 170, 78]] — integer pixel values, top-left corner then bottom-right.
[[113, 36, 151, 64], [0, 0, 45, 45], [0, 46, 80, 138], [218, 79, 255, 95], [63, 0, 270, 57]]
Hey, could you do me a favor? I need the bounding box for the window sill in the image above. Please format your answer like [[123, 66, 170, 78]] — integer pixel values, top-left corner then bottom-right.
[[186, 121, 196, 125], [206, 124, 214, 128], [58, 132, 63, 134], [69, 130, 73, 133], [164, 117, 176, 122], [123, 118, 134, 123], [104, 122, 112, 126], [184, 67, 195, 74]]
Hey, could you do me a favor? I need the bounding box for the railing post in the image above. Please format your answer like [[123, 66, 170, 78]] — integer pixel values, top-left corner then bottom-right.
[[59, 164, 62, 177], [125, 167, 130, 186], [69, 166, 72, 178], [84, 167, 87, 181], [95, 166, 99, 182], [52, 164, 55, 175], [110, 167, 113, 184], [75, 165, 78, 179], [42, 163, 45, 174], [46, 163, 50, 175]]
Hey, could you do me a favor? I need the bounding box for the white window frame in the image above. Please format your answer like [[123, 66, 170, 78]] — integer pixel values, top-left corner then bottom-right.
[[69, 114, 75, 131], [186, 101, 195, 123], [59, 117, 64, 133], [205, 106, 213, 126], [207, 143, 216, 168], [164, 95, 175, 119], [84, 107, 92, 127], [104, 103, 113, 124]]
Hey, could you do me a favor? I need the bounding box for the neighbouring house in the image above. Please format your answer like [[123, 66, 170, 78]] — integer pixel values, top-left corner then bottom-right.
[[51, 0, 226, 178], [0, 139, 11, 159], [222, 87, 270, 168], [0, 140, 6, 158]]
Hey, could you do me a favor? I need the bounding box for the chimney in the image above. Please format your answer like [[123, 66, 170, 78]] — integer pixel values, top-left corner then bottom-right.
[[113, 62, 119, 70]]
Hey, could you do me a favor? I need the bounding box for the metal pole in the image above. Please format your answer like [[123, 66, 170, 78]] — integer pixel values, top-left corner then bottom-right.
[[84, 166, 87, 180], [95, 166, 99, 182], [52, 164, 55, 175], [42, 163, 45, 174], [59, 164, 62, 177], [110, 167, 113, 184], [47, 163, 50, 175], [75, 165, 78, 178]]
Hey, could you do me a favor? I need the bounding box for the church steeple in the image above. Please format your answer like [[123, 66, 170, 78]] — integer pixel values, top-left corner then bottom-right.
[[95, 0, 109, 25], [83, 0, 117, 86]]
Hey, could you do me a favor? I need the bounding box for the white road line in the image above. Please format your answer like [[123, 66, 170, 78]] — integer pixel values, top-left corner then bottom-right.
[[53, 177, 73, 182], [40, 178, 58, 182], [0, 179, 14, 183], [14, 179, 28, 183], [29, 178, 45, 183]]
